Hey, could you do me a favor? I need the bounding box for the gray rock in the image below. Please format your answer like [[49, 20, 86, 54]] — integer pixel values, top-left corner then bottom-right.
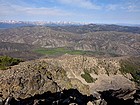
[[134, 99, 140, 105], [87, 101, 93, 105], [4, 96, 13, 105], [0, 98, 3, 105]]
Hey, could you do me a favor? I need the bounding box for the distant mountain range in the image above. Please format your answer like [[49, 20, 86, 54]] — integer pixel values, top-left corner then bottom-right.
[[116, 23, 140, 27], [1, 20, 140, 29], [0, 20, 84, 29]]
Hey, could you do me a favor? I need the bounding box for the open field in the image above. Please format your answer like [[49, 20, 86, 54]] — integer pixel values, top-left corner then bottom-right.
[[34, 47, 120, 57]]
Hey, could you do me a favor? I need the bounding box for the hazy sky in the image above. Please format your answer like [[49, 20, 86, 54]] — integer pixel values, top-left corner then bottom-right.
[[0, 0, 140, 24]]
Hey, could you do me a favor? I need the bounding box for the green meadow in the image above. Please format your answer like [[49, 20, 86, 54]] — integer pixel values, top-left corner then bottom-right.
[[34, 47, 94, 56], [34, 47, 120, 57]]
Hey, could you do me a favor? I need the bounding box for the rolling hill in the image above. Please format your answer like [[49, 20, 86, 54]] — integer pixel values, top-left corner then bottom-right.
[[0, 26, 139, 57]]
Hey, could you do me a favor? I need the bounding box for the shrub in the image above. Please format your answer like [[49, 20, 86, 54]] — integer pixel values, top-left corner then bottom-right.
[[0, 56, 23, 70], [81, 71, 96, 83], [119, 58, 140, 85]]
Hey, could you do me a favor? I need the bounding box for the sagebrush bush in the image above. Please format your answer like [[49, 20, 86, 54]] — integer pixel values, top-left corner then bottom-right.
[[119, 58, 140, 85], [0, 56, 23, 70], [81, 70, 96, 83]]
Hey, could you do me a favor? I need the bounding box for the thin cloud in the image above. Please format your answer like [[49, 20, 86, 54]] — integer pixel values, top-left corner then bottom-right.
[[24, 7, 72, 16], [126, 3, 140, 12], [0, 3, 73, 17], [106, 4, 119, 11], [0, 0, 140, 23], [105, 2, 140, 12], [57, 0, 101, 10]]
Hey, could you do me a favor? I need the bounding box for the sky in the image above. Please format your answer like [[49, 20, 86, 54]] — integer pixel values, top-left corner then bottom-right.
[[0, 0, 140, 24]]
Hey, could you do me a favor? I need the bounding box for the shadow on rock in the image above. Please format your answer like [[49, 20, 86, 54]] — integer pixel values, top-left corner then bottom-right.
[[3, 89, 95, 105], [2, 88, 140, 105], [99, 88, 140, 105]]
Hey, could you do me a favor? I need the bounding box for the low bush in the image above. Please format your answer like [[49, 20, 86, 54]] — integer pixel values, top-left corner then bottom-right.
[[81, 71, 96, 83], [0, 56, 23, 70], [119, 58, 140, 85]]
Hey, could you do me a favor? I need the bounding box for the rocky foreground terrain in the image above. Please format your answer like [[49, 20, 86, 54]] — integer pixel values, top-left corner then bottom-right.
[[0, 55, 139, 105]]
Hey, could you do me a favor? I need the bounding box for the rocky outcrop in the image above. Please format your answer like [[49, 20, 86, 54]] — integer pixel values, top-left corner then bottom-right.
[[0, 55, 138, 105], [0, 60, 89, 100], [44, 55, 135, 92], [0, 55, 136, 99]]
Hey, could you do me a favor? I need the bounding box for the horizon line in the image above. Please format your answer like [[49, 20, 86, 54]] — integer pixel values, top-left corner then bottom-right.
[[0, 20, 140, 26]]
